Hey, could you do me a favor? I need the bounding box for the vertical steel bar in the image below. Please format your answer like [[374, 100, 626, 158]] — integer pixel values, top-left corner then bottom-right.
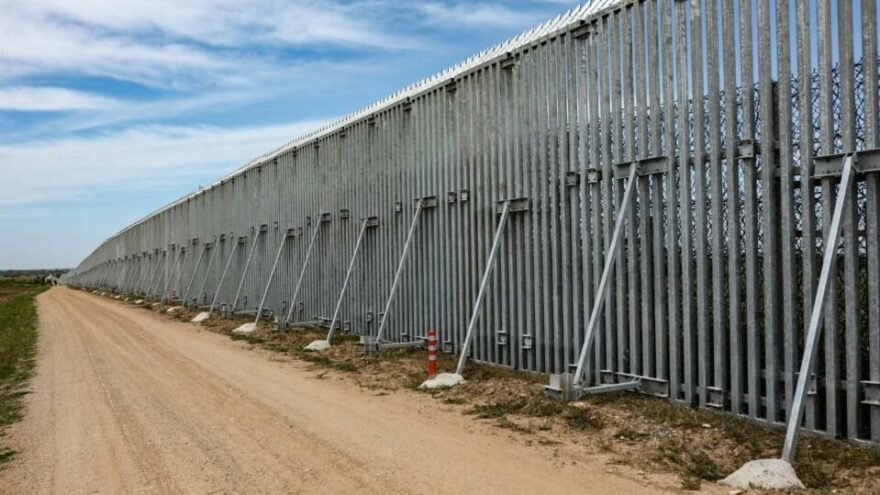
[[862, 0, 880, 444]]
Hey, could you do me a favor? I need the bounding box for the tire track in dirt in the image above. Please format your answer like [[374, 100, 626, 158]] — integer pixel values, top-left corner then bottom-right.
[[0, 287, 674, 494]]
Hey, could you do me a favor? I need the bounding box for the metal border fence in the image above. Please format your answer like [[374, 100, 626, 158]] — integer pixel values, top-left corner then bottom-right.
[[63, 0, 879, 447]]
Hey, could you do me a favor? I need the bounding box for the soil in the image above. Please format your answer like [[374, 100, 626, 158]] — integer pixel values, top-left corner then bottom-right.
[[0, 287, 688, 494], [160, 297, 880, 494]]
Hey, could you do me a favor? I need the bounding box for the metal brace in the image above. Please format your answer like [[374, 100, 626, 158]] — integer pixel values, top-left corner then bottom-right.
[[544, 373, 641, 401], [813, 148, 880, 178], [455, 198, 528, 375]]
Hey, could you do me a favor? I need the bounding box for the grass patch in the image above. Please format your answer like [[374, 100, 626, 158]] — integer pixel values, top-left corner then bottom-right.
[[561, 406, 605, 430], [614, 427, 648, 441], [655, 439, 728, 484], [466, 400, 525, 419], [495, 417, 533, 434], [0, 282, 48, 465]]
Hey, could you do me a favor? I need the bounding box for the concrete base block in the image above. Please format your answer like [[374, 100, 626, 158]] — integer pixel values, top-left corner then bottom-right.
[[191, 312, 210, 323], [304, 340, 331, 351], [419, 373, 465, 389], [166, 306, 182, 314], [233, 323, 257, 335], [721, 459, 804, 490]]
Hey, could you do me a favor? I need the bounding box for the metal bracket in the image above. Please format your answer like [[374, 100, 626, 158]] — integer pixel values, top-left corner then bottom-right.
[[365, 216, 379, 228], [495, 197, 529, 214], [861, 381, 880, 407], [496, 329, 508, 346], [340, 209, 350, 219], [500, 53, 517, 70], [586, 168, 601, 184], [415, 195, 439, 208], [319, 212, 332, 223], [571, 22, 592, 40], [564, 171, 580, 187], [813, 148, 880, 178], [521, 334, 533, 350], [736, 139, 759, 159], [613, 155, 670, 179], [459, 189, 470, 203], [706, 386, 726, 408], [237, 235, 247, 244], [259, 224, 268, 233]]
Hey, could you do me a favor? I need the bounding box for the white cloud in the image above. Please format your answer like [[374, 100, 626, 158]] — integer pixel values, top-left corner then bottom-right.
[[0, 0, 412, 89], [0, 86, 121, 111], [0, 120, 331, 206], [417, 2, 541, 28]]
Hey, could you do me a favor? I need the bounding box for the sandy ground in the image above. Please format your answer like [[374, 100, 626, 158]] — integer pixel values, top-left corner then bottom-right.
[[0, 287, 676, 494]]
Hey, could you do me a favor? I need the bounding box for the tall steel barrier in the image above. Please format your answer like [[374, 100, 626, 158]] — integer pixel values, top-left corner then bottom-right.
[[62, 0, 879, 446]]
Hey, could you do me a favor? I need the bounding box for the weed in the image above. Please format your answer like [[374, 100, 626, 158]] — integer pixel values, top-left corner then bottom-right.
[[495, 417, 533, 434], [614, 427, 647, 441], [520, 398, 564, 417], [466, 400, 525, 419], [562, 406, 604, 430], [332, 362, 359, 373], [797, 460, 834, 489], [300, 353, 331, 366], [443, 397, 466, 405], [679, 475, 701, 491], [655, 440, 727, 482], [687, 450, 726, 481], [0, 282, 47, 466], [537, 438, 560, 446], [466, 362, 544, 384]]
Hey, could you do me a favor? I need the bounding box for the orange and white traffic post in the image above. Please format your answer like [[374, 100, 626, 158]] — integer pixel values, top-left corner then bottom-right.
[[427, 328, 437, 378]]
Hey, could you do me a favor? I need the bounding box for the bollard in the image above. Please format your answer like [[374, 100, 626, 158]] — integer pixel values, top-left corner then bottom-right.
[[427, 328, 437, 378]]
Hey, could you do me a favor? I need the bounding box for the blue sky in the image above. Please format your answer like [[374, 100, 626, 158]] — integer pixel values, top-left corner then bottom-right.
[[0, 0, 582, 269]]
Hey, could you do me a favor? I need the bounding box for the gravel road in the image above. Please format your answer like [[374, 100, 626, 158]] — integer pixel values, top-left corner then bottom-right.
[[0, 287, 669, 494]]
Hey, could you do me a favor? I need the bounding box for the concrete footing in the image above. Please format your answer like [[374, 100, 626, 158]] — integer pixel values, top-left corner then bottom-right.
[[721, 459, 804, 490], [191, 312, 210, 323], [419, 373, 465, 389], [304, 340, 330, 351], [232, 322, 257, 334]]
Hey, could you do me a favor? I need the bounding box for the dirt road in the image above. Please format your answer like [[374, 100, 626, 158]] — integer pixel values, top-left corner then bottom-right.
[[0, 288, 671, 494]]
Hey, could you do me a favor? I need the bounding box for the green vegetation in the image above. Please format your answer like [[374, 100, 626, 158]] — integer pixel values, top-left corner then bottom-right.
[[0, 282, 48, 465]]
